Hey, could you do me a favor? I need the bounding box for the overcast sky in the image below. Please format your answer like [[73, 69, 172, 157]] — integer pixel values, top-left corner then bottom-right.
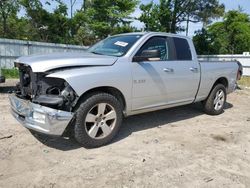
[[39, 0, 250, 36]]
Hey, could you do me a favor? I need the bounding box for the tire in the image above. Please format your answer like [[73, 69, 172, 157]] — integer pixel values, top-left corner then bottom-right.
[[203, 84, 227, 115], [74, 92, 123, 148]]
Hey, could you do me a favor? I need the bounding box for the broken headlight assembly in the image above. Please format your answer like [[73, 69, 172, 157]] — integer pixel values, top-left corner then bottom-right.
[[32, 77, 78, 111], [14, 63, 78, 112]]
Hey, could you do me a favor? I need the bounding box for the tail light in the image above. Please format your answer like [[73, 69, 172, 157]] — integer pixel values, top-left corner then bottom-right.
[[237, 71, 242, 80], [236, 61, 243, 80]]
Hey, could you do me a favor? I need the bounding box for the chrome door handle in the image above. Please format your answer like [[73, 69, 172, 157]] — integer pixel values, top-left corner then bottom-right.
[[163, 68, 174, 73], [190, 67, 198, 73]]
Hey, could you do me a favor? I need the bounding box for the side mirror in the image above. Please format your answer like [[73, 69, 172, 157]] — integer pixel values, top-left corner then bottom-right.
[[132, 49, 161, 62]]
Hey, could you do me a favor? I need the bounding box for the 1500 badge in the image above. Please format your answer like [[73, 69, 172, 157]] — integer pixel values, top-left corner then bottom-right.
[[133, 79, 146, 84]]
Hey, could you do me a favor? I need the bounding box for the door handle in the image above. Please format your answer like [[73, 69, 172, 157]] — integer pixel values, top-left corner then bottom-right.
[[190, 67, 198, 73], [163, 68, 174, 73]]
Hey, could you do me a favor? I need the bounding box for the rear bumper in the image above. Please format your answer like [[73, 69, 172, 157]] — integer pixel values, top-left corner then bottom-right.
[[0, 76, 5, 83], [9, 94, 73, 136]]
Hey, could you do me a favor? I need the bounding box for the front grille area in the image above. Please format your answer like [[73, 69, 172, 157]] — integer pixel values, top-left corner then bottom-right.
[[14, 62, 77, 111], [15, 63, 46, 99]]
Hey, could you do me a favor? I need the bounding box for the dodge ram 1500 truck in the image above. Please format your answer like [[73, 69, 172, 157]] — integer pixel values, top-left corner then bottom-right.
[[9, 32, 241, 148]]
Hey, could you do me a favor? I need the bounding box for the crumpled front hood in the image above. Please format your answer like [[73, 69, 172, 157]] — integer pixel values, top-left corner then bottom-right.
[[15, 52, 118, 72]]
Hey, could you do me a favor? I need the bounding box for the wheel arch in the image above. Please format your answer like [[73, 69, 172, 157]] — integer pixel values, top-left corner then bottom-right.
[[204, 77, 228, 101], [212, 77, 228, 90], [74, 86, 127, 112]]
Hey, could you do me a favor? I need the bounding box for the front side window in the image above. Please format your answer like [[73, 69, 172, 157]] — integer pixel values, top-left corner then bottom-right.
[[135, 37, 167, 61], [88, 34, 142, 57]]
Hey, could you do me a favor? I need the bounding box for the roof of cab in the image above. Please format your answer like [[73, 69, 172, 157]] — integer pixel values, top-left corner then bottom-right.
[[114, 32, 191, 40]]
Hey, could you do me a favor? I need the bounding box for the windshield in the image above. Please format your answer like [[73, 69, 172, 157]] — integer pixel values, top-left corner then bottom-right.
[[88, 34, 142, 57]]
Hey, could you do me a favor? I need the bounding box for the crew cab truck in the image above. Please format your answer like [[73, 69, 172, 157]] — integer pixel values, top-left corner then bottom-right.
[[9, 32, 241, 148]]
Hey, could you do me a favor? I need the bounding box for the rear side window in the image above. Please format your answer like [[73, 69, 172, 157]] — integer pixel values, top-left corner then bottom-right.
[[172, 37, 192, 60]]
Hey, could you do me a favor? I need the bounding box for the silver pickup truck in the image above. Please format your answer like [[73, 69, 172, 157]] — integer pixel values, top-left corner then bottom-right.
[[9, 32, 241, 148]]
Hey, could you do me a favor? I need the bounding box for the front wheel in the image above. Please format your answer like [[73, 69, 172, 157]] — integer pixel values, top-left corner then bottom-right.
[[203, 84, 227, 115], [74, 93, 123, 148]]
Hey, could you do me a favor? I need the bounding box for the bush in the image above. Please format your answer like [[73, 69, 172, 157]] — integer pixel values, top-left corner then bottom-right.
[[1, 68, 19, 79]]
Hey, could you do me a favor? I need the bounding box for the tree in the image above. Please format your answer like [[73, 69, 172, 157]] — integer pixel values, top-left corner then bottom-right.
[[20, 0, 70, 43], [85, 0, 138, 40], [139, 0, 224, 34], [184, 0, 224, 35], [139, 0, 187, 33], [139, 2, 163, 32], [193, 10, 250, 54], [192, 28, 216, 55], [193, 0, 225, 28], [70, 0, 77, 19], [0, 0, 19, 37]]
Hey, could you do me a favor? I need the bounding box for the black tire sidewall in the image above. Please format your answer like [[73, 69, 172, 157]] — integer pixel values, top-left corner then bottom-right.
[[74, 93, 123, 148], [203, 84, 227, 115]]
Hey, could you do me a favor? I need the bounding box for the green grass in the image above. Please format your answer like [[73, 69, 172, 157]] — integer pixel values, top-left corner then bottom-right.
[[238, 76, 250, 87], [1, 68, 19, 79]]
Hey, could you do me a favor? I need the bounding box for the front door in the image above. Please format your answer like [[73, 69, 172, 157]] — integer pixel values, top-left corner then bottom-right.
[[131, 36, 169, 111]]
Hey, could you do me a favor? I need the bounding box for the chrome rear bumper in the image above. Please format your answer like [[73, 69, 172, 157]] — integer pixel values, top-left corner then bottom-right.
[[9, 94, 73, 136]]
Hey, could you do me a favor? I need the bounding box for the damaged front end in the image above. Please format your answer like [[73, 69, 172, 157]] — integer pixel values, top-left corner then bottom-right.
[[15, 63, 77, 111], [9, 63, 77, 136]]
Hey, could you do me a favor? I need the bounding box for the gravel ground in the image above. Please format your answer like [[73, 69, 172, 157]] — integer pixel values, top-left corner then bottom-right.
[[0, 79, 250, 188]]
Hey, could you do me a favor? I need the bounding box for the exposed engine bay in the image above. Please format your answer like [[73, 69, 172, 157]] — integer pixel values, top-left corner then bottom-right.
[[14, 63, 78, 111]]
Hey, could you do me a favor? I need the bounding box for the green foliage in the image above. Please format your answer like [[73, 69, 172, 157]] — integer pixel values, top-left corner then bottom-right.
[[1, 69, 19, 79], [86, 0, 138, 40], [194, 10, 250, 54], [0, 0, 20, 38], [139, 2, 163, 32], [19, 0, 71, 43], [192, 28, 216, 55], [0, 0, 139, 45], [139, 0, 224, 33], [70, 0, 139, 45], [193, 0, 225, 27]]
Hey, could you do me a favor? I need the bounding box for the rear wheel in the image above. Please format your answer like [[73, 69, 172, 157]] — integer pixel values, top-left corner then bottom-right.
[[74, 93, 123, 148], [203, 84, 227, 115]]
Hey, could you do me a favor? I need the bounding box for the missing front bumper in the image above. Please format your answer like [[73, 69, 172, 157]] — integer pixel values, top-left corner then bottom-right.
[[9, 94, 73, 136]]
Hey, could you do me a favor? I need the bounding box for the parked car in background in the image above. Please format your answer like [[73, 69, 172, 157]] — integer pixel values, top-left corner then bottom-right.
[[9, 32, 242, 148]]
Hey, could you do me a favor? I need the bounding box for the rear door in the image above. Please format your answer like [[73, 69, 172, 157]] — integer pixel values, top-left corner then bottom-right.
[[163, 37, 200, 104]]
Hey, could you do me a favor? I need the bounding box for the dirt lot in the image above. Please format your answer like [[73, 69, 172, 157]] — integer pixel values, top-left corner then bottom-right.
[[0, 79, 250, 188]]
